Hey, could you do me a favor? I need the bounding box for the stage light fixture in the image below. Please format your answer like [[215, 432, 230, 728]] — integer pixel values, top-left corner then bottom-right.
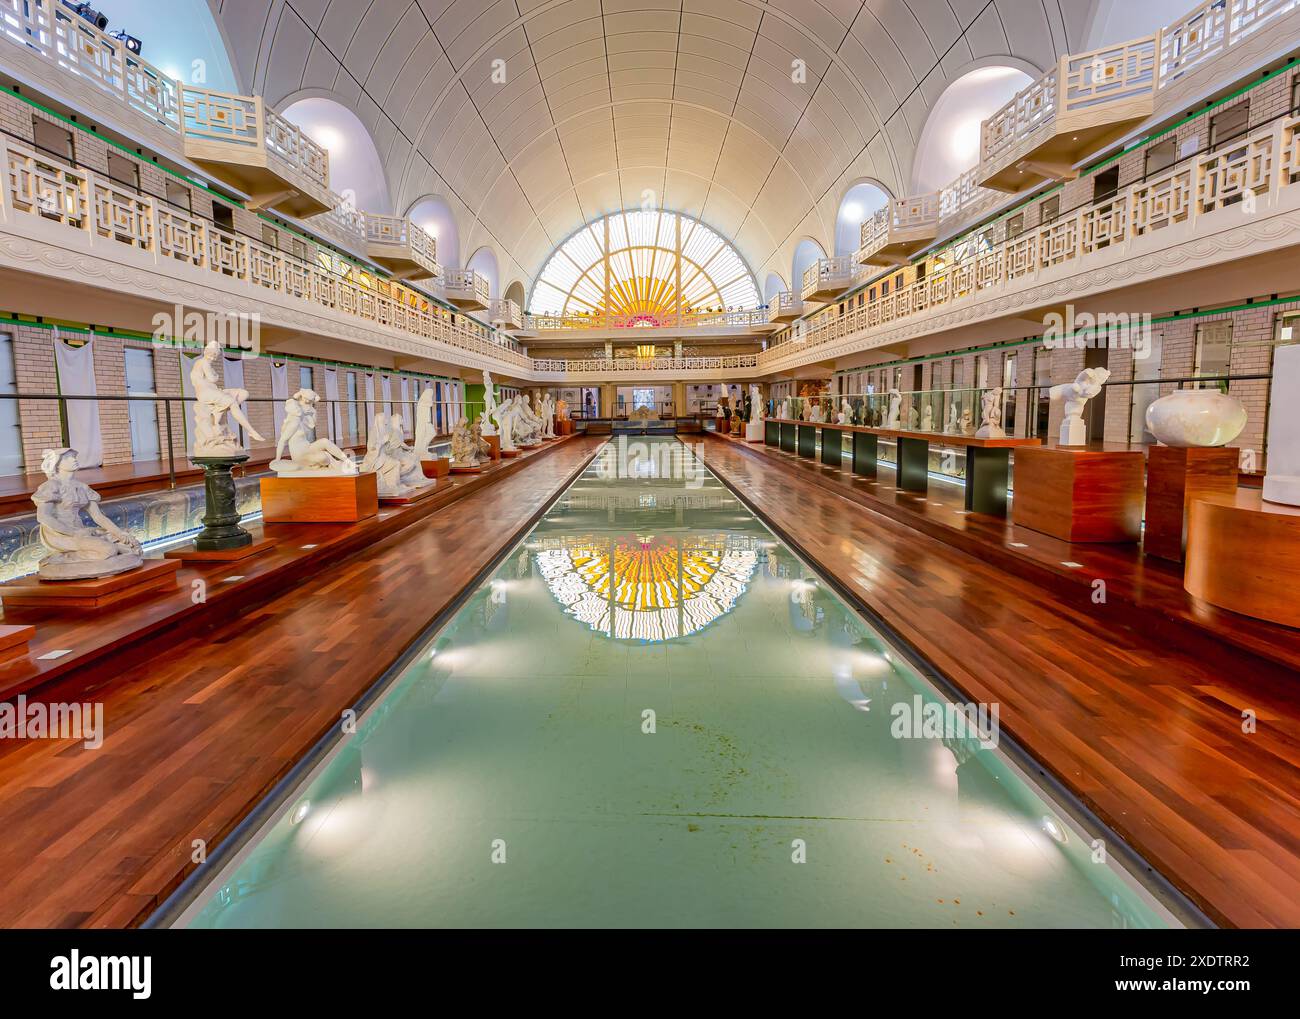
[[110, 30, 143, 55], [63, 2, 108, 31]]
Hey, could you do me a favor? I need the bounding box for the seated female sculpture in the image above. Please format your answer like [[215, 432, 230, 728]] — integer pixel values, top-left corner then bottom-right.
[[270, 390, 357, 475], [32, 448, 143, 579], [450, 419, 481, 468], [361, 412, 429, 498], [191, 339, 264, 457]]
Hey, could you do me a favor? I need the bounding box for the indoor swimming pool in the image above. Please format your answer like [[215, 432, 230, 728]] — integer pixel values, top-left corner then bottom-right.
[[180, 437, 1179, 929]]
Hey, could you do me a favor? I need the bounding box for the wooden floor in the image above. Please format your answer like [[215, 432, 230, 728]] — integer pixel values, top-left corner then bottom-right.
[[0, 436, 604, 928], [692, 435, 1300, 929]]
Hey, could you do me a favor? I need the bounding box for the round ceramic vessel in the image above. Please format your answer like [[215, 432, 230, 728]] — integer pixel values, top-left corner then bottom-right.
[[1145, 389, 1247, 447]]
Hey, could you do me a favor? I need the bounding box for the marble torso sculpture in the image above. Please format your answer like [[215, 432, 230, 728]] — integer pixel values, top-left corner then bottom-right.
[[886, 389, 902, 428], [32, 448, 143, 579], [271, 389, 358, 476], [975, 387, 1005, 438], [480, 370, 499, 436], [450, 418, 480, 468], [1050, 367, 1111, 446], [413, 387, 437, 459], [191, 340, 264, 457]]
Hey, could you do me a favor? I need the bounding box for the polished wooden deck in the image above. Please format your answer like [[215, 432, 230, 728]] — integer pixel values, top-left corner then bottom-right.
[[0, 436, 604, 928], [693, 434, 1300, 929]]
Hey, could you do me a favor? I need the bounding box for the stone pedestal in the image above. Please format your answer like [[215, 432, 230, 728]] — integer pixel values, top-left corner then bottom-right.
[[1012, 447, 1144, 543], [1144, 445, 1240, 561], [261, 473, 379, 523], [192, 455, 252, 551]]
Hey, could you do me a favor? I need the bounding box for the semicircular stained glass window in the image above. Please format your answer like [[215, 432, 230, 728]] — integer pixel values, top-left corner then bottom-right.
[[529, 210, 761, 322]]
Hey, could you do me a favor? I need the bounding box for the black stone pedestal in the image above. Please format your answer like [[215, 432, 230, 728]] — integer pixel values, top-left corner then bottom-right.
[[820, 426, 843, 467], [192, 454, 252, 551], [965, 446, 1011, 516], [852, 432, 878, 477], [896, 437, 930, 492]]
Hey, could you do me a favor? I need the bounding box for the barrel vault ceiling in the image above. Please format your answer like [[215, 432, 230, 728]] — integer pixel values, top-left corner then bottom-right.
[[209, 0, 1100, 296]]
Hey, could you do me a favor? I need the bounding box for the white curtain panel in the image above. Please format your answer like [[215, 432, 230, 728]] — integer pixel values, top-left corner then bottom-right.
[[381, 376, 393, 418], [449, 382, 460, 429], [270, 361, 288, 439], [399, 378, 411, 435], [364, 373, 375, 427], [53, 332, 103, 468], [179, 350, 200, 458], [222, 357, 248, 448], [324, 368, 340, 440]]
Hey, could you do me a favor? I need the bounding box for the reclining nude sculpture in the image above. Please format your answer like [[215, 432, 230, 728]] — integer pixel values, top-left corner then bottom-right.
[[32, 447, 143, 579], [270, 389, 358, 476], [1050, 367, 1110, 446], [191, 339, 264, 457]]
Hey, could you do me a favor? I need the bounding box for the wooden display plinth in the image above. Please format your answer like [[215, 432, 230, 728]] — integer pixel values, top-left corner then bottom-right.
[[421, 458, 450, 479], [501, 448, 521, 458], [1144, 445, 1240, 561], [260, 473, 379, 524], [379, 483, 440, 506], [165, 537, 276, 563], [1186, 492, 1300, 628], [0, 624, 35, 662], [485, 433, 502, 459], [449, 463, 483, 474], [1012, 447, 1144, 543], [556, 419, 573, 436], [0, 559, 181, 612]]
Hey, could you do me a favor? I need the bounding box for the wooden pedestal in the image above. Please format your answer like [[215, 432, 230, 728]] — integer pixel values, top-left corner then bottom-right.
[[1186, 492, 1300, 628], [485, 433, 502, 459], [260, 473, 379, 523], [556, 419, 573, 436], [421, 458, 450, 479], [449, 463, 483, 474], [165, 537, 276, 563], [380, 482, 440, 506], [0, 624, 35, 662], [1144, 445, 1240, 561], [500, 448, 521, 459], [0, 559, 181, 612], [1012, 447, 1144, 543]]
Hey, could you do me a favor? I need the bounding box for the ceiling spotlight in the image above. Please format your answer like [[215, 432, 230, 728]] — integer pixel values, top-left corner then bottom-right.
[[110, 30, 142, 55]]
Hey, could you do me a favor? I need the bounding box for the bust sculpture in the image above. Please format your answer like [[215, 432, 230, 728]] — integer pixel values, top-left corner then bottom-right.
[[886, 389, 902, 429], [32, 448, 143, 579], [270, 390, 358, 476], [975, 387, 1005, 438], [480, 370, 499, 436], [1050, 367, 1111, 446], [191, 339, 264, 457], [413, 387, 437, 459]]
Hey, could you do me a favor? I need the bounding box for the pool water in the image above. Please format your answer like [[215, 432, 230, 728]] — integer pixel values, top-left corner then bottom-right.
[[186, 437, 1174, 929]]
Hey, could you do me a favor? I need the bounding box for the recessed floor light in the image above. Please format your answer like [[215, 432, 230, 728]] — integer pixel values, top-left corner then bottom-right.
[[37, 649, 73, 661], [301, 544, 318, 550], [222, 575, 245, 582], [1060, 561, 1083, 569], [1009, 542, 1028, 548]]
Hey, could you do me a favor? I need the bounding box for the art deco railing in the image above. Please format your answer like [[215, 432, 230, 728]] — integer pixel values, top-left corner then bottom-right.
[[0, 135, 531, 371], [763, 113, 1300, 369], [362, 212, 439, 276], [522, 308, 770, 331], [801, 255, 860, 299], [1160, 0, 1299, 85], [532, 355, 759, 373], [489, 298, 523, 328], [440, 268, 491, 306], [858, 193, 941, 264]]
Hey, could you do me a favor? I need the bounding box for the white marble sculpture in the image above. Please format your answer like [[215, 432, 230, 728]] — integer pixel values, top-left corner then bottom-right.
[[778, 399, 790, 421], [32, 448, 143, 579], [540, 394, 557, 439], [450, 418, 481, 469], [745, 384, 765, 441], [920, 403, 934, 431], [975, 387, 1005, 438], [413, 387, 437, 460], [1146, 387, 1247, 448], [494, 395, 518, 452], [270, 389, 358, 476], [886, 389, 902, 429], [361, 412, 432, 498], [944, 402, 960, 435], [516, 395, 542, 445], [907, 402, 920, 430], [191, 339, 264, 457], [960, 407, 975, 436], [837, 399, 852, 425], [480, 370, 499, 436], [388, 414, 430, 485], [1050, 367, 1111, 446]]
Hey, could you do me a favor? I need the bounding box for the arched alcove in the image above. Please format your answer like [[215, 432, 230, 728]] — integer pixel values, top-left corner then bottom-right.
[[911, 65, 1035, 194], [280, 97, 392, 214], [467, 247, 500, 299], [834, 181, 891, 256], [96, 0, 239, 91], [407, 196, 461, 270], [504, 280, 527, 308], [764, 272, 787, 304], [791, 238, 826, 292]]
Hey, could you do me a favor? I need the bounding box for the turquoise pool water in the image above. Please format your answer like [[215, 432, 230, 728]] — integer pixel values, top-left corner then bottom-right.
[[186, 437, 1174, 929]]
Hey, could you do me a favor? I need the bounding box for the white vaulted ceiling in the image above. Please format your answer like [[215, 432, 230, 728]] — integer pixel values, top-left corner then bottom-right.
[[209, 0, 1102, 297]]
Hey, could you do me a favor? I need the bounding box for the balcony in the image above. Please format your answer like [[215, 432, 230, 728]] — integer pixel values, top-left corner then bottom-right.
[[489, 298, 523, 330], [978, 35, 1157, 192], [364, 214, 439, 281], [440, 268, 490, 311], [858, 194, 940, 267], [180, 87, 333, 217], [801, 256, 858, 303], [768, 291, 803, 323]]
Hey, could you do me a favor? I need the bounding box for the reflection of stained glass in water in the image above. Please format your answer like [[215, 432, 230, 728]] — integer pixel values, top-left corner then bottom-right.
[[536, 534, 756, 642]]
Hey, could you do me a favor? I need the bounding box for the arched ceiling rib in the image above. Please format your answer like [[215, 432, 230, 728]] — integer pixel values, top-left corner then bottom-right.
[[209, 0, 1101, 293]]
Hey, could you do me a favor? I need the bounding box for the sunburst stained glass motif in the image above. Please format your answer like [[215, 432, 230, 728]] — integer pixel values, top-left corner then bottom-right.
[[535, 534, 757, 642], [529, 210, 761, 322]]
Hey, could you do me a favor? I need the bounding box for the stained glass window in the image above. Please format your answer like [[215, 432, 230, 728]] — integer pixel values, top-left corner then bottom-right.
[[530, 210, 761, 322]]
